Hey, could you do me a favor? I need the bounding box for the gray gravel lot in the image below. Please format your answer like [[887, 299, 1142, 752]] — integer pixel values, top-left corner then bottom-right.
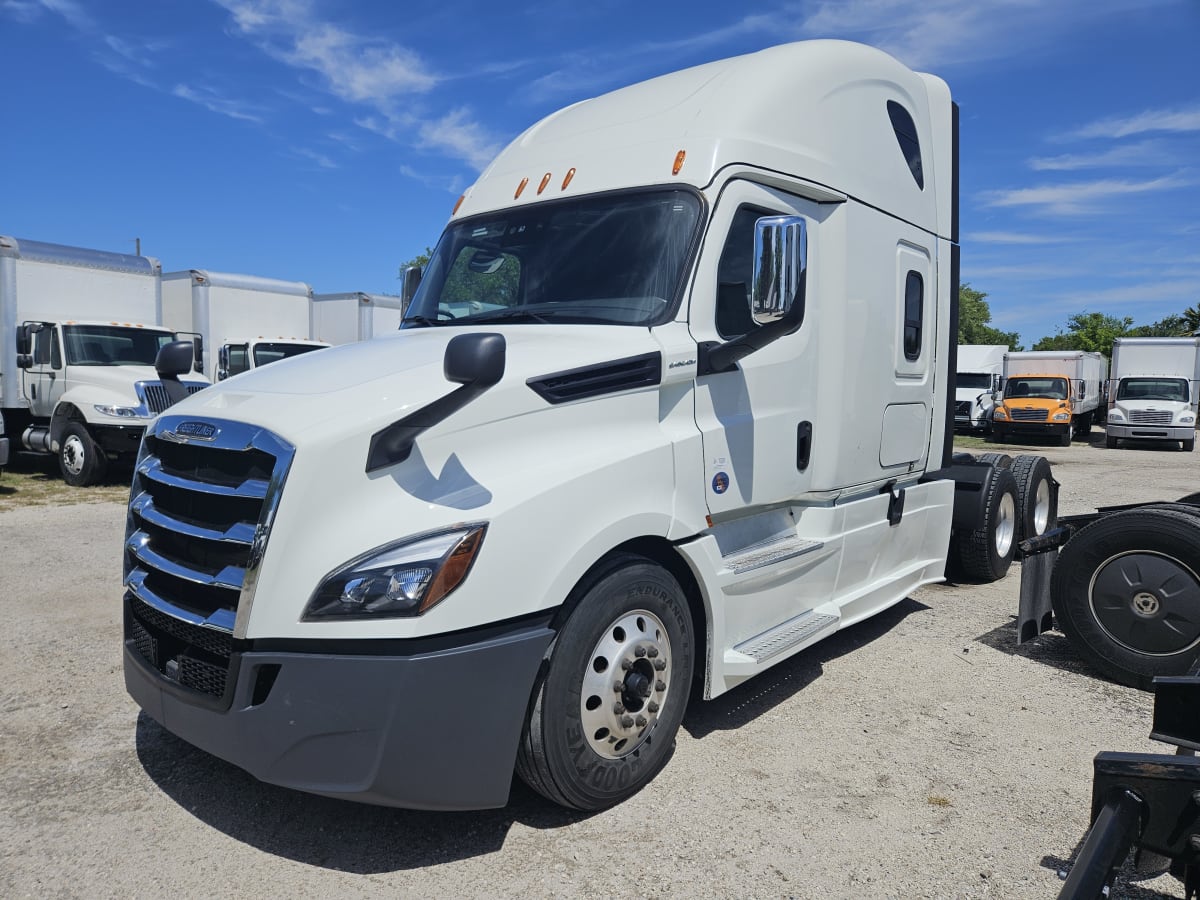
[[1, 433, 1196, 898]]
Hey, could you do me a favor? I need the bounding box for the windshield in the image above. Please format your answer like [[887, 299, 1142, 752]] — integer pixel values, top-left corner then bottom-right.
[[956, 373, 993, 390], [252, 342, 325, 367], [1117, 377, 1189, 402], [1005, 377, 1068, 400], [63, 324, 174, 366], [404, 189, 703, 328]]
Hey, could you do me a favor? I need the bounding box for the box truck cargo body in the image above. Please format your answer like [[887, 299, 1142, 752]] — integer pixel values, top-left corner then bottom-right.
[[162, 270, 330, 381], [954, 344, 1006, 431], [1105, 336, 1200, 451], [994, 350, 1107, 446], [121, 41, 1056, 813], [311, 291, 406, 345], [0, 236, 208, 485]]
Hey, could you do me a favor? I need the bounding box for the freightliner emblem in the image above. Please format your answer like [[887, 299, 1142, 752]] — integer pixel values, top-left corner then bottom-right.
[[163, 421, 219, 442]]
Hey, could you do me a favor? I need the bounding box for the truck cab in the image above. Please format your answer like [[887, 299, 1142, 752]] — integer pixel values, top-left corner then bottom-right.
[[120, 40, 1045, 813], [993, 351, 1107, 446], [15, 319, 209, 484], [1105, 336, 1199, 451], [216, 337, 329, 380]]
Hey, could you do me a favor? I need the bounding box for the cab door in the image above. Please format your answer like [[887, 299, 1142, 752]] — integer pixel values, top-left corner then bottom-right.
[[26, 323, 64, 419], [689, 181, 825, 516]]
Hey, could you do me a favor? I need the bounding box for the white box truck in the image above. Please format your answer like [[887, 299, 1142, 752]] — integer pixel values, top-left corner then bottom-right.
[[954, 344, 1006, 432], [162, 270, 330, 381], [993, 350, 1108, 446], [1, 236, 209, 485], [121, 41, 1056, 812], [1104, 336, 1199, 451], [311, 291, 406, 345]]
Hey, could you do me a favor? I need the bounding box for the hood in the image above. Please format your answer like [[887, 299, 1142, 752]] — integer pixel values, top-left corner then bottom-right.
[[167, 325, 666, 446], [67, 364, 166, 403]]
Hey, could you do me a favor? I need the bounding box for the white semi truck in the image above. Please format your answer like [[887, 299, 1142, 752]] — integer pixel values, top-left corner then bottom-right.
[[310, 291, 406, 345], [162, 270, 330, 381], [1104, 336, 1199, 451], [954, 344, 1006, 432], [993, 350, 1108, 446], [1, 236, 209, 485], [121, 41, 1055, 812]]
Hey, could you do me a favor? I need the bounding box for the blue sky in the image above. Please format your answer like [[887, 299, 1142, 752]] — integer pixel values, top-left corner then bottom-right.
[[1, 0, 1197, 348]]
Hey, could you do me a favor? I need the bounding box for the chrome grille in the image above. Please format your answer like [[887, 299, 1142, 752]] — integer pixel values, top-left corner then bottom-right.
[[1129, 410, 1173, 425], [954, 401, 972, 418], [137, 381, 207, 415], [123, 415, 294, 700], [1009, 408, 1048, 422]]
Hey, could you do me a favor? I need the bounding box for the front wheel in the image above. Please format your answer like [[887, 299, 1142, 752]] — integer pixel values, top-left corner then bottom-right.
[[1051, 507, 1200, 689], [1184, 436, 1195, 452], [516, 555, 694, 810], [59, 422, 108, 486]]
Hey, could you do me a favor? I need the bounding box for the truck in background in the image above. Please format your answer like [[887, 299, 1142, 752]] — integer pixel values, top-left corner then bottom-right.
[[310, 291, 406, 345], [993, 350, 1108, 446], [162, 270, 330, 381], [1104, 336, 1199, 452], [1, 236, 209, 485], [953, 344, 1006, 432], [120, 41, 1056, 812]]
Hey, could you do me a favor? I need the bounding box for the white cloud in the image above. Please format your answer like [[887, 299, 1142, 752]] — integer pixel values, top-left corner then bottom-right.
[[172, 84, 263, 123], [1028, 140, 1176, 171], [418, 109, 503, 172], [1067, 106, 1200, 140], [981, 174, 1189, 215], [1, 1, 43, 23], [965, 231, 1078, 245], [399, 165, 467, 195], [291, 146, 338, 169]]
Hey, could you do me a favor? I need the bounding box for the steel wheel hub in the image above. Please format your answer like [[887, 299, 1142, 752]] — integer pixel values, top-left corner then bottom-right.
[[62, 435, 86, 476], [1090, 551, 1200, 655], [1032, 478, 1051, 535], [995, 492, 1016, 557], [579, 609, 672, 760]]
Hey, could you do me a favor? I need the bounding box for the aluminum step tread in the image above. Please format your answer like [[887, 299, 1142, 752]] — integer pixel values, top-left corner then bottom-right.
[[724, 534, 824, 575], [733, 612, 839, 664]]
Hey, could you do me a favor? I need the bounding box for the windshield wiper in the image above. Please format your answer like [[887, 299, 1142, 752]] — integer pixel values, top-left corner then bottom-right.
[[457, 306, 553, 325], [403, 315, 443, 328]]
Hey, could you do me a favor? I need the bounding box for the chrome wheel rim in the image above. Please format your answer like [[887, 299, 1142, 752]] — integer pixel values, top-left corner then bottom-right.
[[995, 492, 1016, 558], [62, 434, 86, 476]]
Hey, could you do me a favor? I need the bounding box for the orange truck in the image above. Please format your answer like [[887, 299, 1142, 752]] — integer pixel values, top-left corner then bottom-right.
[[992, 350, 1108, 446]]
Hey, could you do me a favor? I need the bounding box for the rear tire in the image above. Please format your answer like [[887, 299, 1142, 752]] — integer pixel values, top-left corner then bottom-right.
[[59, 422, 108, 487], [516, 554, 694, 810], [1051, 507, 1200, 690], [973, 452, 1011, 469], [1010, 455, 1056, 543], [952, 467, 1019, 582]]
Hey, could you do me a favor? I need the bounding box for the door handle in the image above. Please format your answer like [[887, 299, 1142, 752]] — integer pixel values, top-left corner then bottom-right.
[[796, 421, 812, 472]]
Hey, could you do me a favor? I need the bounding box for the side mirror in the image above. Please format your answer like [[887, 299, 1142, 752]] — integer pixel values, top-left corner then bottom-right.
[[155, 340, 195, 378], [401, 265, 422, 308], [217, 345, 230, 381], [16, 354, 32, 369], [445, 332, 505, 387], [15, 323, 33, 356], [193, 336, 204, 373], [751, 216, 806, 326]]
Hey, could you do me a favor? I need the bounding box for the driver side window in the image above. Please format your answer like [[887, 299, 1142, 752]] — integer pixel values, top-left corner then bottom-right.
[[715, 206, 770, 339]]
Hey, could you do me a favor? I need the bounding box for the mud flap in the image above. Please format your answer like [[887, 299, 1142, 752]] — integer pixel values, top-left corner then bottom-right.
[[1017, 530, 1065, 644]]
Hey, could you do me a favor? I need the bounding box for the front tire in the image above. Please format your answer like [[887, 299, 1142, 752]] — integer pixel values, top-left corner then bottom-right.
[[1051, 507, 1200, 689], [1184, 436, 1195, 452], [516, 555, 694, 810], [58, 422, 108, 486], [1106, 434, 1118, 449]]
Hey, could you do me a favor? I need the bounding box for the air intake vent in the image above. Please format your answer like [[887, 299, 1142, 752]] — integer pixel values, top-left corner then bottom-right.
[[527, 352, 661, 404], [137, 381, 207, 414]]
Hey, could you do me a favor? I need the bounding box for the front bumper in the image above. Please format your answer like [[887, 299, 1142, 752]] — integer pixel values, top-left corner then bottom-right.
[[124, 604, 555, 810], [1106, 423, 1194, 441], [92, 423, 148, 458], [996, 420, 1070, 438]]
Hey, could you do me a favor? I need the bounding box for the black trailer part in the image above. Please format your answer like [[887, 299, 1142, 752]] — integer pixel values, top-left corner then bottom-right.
[[1058, 676, 1200, 900]]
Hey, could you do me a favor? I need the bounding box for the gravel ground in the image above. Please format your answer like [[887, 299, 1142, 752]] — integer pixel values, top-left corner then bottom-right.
[[1, 433, 1196, 899]]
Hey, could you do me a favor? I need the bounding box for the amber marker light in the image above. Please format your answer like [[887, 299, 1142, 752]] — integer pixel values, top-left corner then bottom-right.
[[452, 194, 465, 215], [672, 150, 686, 175], [515, 177, 529, 199], [537, 172, 553, 195], [561, 167, 576, 190]]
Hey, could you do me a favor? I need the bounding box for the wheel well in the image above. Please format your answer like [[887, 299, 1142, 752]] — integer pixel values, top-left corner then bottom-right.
[[51, 403, 84, 444], [613, 536, 708, 688]]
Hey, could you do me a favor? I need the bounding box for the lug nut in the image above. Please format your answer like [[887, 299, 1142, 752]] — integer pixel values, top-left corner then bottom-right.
[[613, 702, 625, 714], [614, 681, 624, 692], [621, 715, 635, 728], [621, 659, 633, 671], [647, 647, 659, 658], [648, 701, 660, 713], [635, 647, 646, 658], [636, 715, 647, 727], [656, 680, 667, 691], [653, 659, 667, 671]]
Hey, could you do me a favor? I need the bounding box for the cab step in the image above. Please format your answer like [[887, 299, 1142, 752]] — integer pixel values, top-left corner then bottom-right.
[[728, 610, 840, 666], [723, 533, 824, 575]]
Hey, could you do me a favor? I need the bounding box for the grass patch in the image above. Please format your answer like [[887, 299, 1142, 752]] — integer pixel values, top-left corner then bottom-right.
[[952, 434, 993, 451], [927, 795, 953, 807], [0, 455, 130, 512]]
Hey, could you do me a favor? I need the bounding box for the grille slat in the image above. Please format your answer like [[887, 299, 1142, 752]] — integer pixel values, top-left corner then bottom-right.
[[130, 491, 257, 546], [1130, 410, 1173, 425], [138, 381, 206, 414], [138, 456, 269, 499], [1009, 408, 1048, 422]]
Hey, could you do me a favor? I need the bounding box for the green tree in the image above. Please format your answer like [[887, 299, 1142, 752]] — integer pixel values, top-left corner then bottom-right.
[[958, 283, 1022, 348], [1032, 311, 1132, 356], [1183, 304, 1200, 335], [398, 247, 434, 278], [1127, 313, 1188, 337]]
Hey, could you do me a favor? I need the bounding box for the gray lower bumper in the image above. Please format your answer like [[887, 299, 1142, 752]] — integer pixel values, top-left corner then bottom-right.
[[0, 436, 8, 467], [125, 618, 555, 810], [1106, 423, 1193, 441]]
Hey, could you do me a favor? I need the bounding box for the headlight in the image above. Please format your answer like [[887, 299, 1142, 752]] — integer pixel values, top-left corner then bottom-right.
[[93, 404, 150, 419], [993, 408, 1008, 420], [1107, 411, 1124, 422], [1052, 412, 1071, 421], [1180, 414, 1195, 425], [304, 524, 487, 620]]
